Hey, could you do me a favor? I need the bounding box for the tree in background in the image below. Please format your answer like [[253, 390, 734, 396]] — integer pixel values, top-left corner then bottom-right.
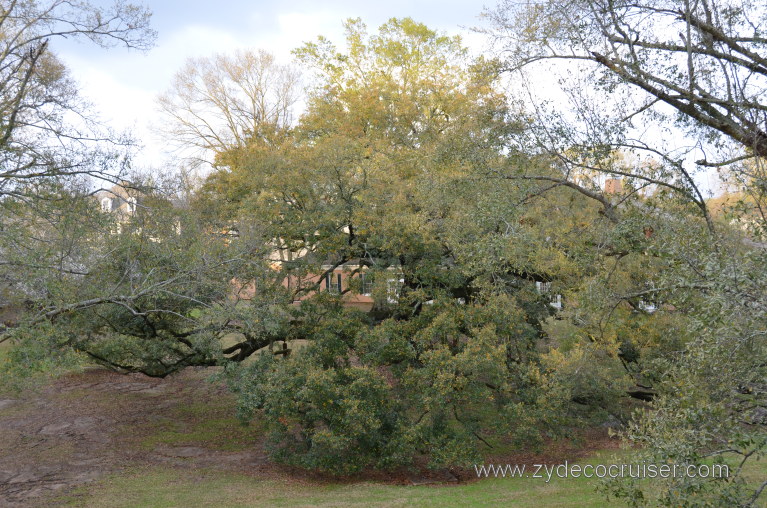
[[157, 49, 301, 169]]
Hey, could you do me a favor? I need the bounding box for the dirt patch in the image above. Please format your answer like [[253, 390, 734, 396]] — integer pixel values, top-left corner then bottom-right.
[[0, 367, 265, 507]]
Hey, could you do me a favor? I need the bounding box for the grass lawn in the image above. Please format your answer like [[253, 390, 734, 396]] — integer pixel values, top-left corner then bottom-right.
[[138, 400, 263, 452], [0, 339, 10, 362], [54, 446, 767, 508], [56, 463, 624, 508], [0, 340, 12, 390]]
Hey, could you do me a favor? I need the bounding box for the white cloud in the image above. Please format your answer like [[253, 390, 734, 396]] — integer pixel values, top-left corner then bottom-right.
[[60, 60, 159, 167]]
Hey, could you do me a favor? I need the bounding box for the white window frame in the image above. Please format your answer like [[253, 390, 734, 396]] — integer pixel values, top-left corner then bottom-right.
[[325, 273, 342, 294], [360, 273, 373, 296], [387, 277, 404, 303]]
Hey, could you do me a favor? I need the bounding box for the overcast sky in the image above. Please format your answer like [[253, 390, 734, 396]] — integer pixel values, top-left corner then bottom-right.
[[53, 1, 491, 170]]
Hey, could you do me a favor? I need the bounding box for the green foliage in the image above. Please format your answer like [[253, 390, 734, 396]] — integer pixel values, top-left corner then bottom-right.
[[0, 178, 295, 379], [228, 296, 573, 474], [0, 322, 85, 391]]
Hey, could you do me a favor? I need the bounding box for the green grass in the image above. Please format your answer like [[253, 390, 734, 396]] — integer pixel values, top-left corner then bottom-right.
[[0, 341, 14, 395], [56, 451, 629, 508], [56, 465, 623, 508], [53, 447, 767, 508], [0, 340, 11, 362], [139, 400, 262, 452]]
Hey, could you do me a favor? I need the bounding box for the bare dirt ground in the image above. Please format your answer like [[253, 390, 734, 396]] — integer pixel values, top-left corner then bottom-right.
[[0, 367, 268, 507], [0, 367, 620, 507]]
